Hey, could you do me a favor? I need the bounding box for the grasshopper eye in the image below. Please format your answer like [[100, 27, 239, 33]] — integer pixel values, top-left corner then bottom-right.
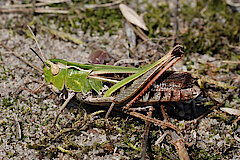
[[51, 63, 60, 75]]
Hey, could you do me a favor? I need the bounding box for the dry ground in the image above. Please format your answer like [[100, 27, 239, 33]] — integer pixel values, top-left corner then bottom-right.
[[0, 0, 239, 159]]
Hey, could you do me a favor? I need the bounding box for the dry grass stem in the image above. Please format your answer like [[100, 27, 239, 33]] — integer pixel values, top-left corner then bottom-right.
[[2, 0, 70, 8], [0, 42, 43, 73], [221, 60, 240, 64], [126, 21, 149, 41], [84, 0, 123, 9], [0, 7, 69, 14]]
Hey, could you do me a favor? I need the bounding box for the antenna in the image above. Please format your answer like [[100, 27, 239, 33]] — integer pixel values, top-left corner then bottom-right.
[[30, 48, 45, 64], [27, 25, 47, 62]]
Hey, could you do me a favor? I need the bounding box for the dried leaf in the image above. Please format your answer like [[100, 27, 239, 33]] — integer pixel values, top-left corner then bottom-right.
[[220, 108, 240, 116], [119, 4, 148, 31]]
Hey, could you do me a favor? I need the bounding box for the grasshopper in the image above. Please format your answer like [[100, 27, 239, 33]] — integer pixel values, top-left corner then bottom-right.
[[26, 26, 201, 159], [28, 26, 200, 131]]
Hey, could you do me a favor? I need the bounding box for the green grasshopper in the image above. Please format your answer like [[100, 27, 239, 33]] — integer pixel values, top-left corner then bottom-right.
[[28, 26, 200, 131], [27, 26, 201, 159], [25, 25, 202, 160]]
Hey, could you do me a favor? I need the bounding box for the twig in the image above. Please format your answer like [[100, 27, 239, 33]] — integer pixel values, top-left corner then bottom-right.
[[84, 0, 123, 9], [126, 21, 149, 41], [32, 82, 46, 93], [129, 111, 183, 137], [14, 79, 46, 96], [0, 41, 43, 73], [136, 26, 149, 40], [221, 60, 240, 64], [2, 0, 70, 8], [171, 0, 179, 47], [161, 105, 168, 121], [169, 130, 190, 160], [0, 7, 69, 14], [141, 107, 154, 160]]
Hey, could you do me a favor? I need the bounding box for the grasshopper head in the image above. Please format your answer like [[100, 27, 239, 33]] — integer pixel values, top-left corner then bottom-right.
[[30, 48, 60, 76], [172, 45, 184, 57]]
